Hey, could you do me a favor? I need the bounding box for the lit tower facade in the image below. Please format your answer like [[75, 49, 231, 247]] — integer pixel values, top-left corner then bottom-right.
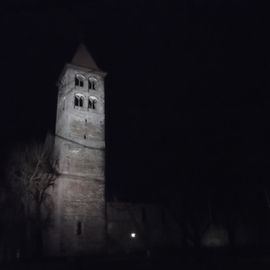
[[48, 44, 106, 256]]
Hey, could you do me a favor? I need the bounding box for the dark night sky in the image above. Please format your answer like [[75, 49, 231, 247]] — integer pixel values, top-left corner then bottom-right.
[[0, 0, 269, 204]]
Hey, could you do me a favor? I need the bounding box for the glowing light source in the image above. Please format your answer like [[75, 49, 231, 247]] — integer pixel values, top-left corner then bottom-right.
[[131, 232, 136, 238]]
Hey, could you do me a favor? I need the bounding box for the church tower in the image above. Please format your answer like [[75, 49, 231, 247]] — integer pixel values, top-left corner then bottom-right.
[[48, 44, 106, 256]]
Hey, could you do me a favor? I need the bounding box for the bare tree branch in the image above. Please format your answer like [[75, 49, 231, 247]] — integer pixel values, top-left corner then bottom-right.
[[5, 133, 58, 256]]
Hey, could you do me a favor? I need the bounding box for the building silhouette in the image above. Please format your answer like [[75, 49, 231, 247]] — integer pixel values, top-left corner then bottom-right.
[[43, 43, 189, 257]]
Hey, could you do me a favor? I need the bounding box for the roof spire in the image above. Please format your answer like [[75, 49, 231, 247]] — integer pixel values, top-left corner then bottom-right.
[[71, 43, 99, 71]]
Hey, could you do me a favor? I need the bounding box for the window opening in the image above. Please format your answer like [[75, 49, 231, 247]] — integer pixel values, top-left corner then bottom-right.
[[88, 97, 97, 110], [79, 97, 83, 107], [75, 75, 84, 87], [74, 94, 84, 108], [74, 96, 79, 107], [75, 76, 79, 86], [89, 78, 97, 90], [76, 221, 82, 235]]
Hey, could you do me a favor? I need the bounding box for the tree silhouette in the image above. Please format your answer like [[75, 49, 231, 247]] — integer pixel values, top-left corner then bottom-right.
[[6, 134, 58, 257]]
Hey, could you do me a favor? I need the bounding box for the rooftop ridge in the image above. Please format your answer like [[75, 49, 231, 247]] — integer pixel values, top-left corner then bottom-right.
[[71, 43, 100, 70]]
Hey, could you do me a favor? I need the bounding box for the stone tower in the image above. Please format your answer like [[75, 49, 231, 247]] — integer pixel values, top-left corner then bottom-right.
[[47, 44, 106, 256]]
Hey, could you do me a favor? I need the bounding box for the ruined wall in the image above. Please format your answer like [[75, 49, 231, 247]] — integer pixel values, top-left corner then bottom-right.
[[106, 202, 182, 253]]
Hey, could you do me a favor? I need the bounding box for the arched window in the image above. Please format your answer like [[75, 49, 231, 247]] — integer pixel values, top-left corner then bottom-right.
[[88, 96, 97, 110], [74, 94, 84, 108], [88, 78, 97, 90], [75, 74, 85, 87]]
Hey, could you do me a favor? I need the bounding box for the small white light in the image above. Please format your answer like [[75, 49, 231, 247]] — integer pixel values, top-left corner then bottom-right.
[[131, 232, 136, 238]]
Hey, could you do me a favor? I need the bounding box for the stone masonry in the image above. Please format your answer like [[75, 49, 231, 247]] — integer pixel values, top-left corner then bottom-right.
[[46, 44, 106, 256]]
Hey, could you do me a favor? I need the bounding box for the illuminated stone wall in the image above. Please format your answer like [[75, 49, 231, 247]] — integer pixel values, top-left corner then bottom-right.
[[45, 57, 106, 256]]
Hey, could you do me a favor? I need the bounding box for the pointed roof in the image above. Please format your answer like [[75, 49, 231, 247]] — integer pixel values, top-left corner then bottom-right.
[[71, 43, 100, 71]]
